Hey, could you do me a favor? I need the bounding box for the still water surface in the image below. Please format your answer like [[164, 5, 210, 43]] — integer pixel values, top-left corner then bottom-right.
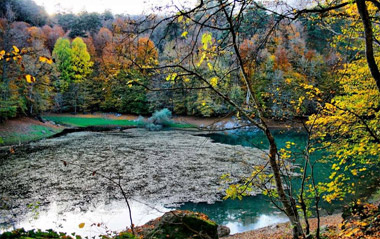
[[1, 128, 369, 236]]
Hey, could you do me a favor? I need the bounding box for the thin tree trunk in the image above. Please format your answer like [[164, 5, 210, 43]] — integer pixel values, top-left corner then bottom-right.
[[218, 1, 304, 237], [356, 0, 380, 92], [265, 128, 304, 239], [300, 159, 311, 237]]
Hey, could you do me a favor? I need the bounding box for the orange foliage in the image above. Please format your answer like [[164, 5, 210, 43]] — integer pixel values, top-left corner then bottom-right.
[[82, 37, 96, 58], [274, 47, 291, 71], [135, 37, 158, 66]]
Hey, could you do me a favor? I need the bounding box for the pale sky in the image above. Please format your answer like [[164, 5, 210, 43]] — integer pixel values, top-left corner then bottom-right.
[[33, 0, 312, 16], [33, 0, 197, 15]]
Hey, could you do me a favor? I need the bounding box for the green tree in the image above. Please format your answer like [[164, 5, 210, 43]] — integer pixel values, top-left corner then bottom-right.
[[52, 38, 72, 91], [52, 37, 93, 113], [71, 37, 93, 83]]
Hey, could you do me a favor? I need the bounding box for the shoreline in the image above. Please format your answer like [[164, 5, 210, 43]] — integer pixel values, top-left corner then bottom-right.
[[0, 113, 304, 146], [223, 214, 342, 239]]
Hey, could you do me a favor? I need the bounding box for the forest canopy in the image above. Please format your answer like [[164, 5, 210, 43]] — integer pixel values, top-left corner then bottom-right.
[[0, 0, 347, 120]]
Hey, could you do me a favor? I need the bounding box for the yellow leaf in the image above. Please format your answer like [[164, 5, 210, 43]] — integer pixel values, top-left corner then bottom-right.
[[25, 74, 36, 83], [197, 52, 206, 67], [207, 62, 213, 70], [285, 78, 292, 84], [201, 32, 212, 50], [79, 223, 85, 228], [181, 31, 188, 38], [165, 73, 177, 81], [0, 50, 5, 60], [13, 46, 19, 53], [39, 56, 52, 64], [210, 77, 218, 87], [178, 15, 183, 23]]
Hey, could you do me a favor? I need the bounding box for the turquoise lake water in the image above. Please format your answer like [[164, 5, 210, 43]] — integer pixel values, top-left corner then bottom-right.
[[179, 128, 378, 233]]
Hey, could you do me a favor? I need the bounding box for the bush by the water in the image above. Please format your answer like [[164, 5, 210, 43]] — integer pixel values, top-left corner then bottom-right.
[[136, 108, 173, 131], [149, 108, 172, 126]]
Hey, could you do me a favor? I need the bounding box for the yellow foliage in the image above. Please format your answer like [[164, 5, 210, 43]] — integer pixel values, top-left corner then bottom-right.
[[207, 62, 213, 71], [0, 50, 5, 60], [181, 31, 188, 38], [210, 77, 218, 87], [201, 32, 212, 50], [12, 46, 19, 53], [197, 52, 206, 67], [166, 73, 177, 81], [39, 56, 53, 64], [309, 54, 380, 205], [25, 74, 36, 83]]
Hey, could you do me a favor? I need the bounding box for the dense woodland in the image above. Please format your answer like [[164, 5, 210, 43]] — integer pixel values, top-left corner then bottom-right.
[[0, 0, 346, 119], [1, 0, 380, 239]]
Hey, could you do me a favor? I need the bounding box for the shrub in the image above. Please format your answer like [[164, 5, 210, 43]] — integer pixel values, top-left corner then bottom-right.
[[144, 108, 173, 131], [148, 108, 172, 126]]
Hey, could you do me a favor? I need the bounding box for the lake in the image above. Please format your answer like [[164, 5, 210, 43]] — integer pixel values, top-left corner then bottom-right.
[[0, 128, 376, 236]]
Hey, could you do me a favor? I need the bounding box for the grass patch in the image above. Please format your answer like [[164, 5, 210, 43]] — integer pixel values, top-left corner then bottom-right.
[[0, 125, 62, 145], [43, 116, 138, 127], [167, 122, 196, 128], [43, 115, 196, 129]]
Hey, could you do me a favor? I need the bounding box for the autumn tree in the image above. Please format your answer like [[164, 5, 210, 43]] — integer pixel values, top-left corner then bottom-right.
[[281, 1, 380, 220], [52, 37, 93, 113], [42, 25, 65, 53], [0, 46, 25, 121]]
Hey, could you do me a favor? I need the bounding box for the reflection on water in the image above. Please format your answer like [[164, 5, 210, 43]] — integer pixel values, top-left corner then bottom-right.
[[179, 195, 288, 234], [3, 129, 375, 237], [2, 200, 168, 238], [226, 214, 289, 234], [9, 197, 288, 236]]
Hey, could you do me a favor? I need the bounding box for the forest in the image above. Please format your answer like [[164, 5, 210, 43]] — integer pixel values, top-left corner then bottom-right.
[[0, 0, 379, 239], [0, 0, 345, 119]]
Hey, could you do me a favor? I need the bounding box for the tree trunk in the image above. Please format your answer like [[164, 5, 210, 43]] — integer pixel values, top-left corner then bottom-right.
[[218, 1, 304, 237], [265, 128, 304, 238], [356, 0, 380, 92]]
